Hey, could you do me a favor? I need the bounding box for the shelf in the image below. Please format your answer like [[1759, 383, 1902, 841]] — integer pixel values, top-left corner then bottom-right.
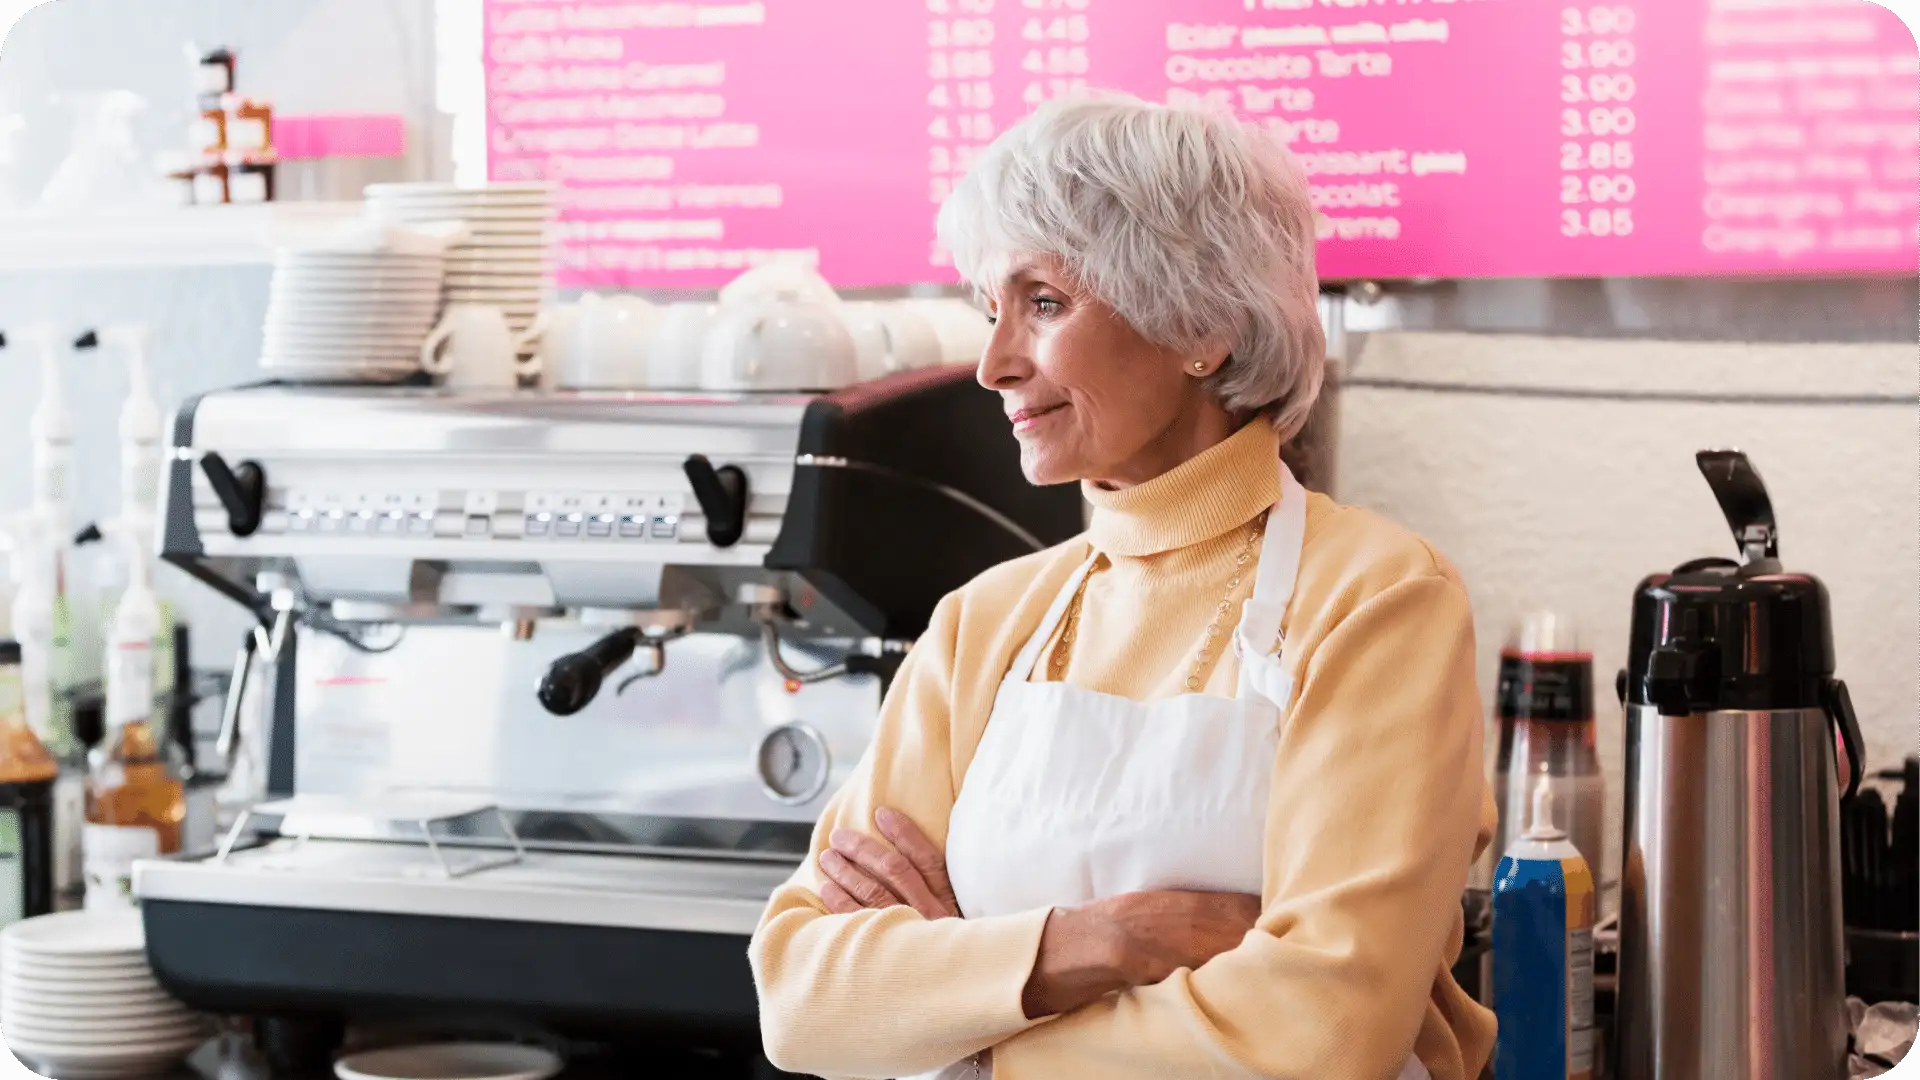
[[0, 201, 366, 272]]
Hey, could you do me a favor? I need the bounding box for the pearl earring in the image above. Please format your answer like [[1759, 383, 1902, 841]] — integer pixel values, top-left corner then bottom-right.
[[1191, 361, 1207, 374]]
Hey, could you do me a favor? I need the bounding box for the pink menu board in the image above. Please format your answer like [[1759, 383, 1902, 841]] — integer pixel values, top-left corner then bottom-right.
[[483, 0, 1919, 288]]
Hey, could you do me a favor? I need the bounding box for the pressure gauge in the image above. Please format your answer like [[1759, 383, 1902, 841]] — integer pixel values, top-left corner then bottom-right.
[[756, 722, 831, 805]]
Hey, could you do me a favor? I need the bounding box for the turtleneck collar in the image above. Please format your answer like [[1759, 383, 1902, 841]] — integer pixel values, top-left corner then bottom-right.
[[1082, 420, 1285, 558]]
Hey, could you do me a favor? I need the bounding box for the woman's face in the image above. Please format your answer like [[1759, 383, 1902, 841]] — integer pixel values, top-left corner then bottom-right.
[[975, 254, 1233, 488]]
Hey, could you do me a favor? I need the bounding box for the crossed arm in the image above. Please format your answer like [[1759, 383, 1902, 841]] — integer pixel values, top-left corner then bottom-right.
[[748, 572, 1493, 1080]]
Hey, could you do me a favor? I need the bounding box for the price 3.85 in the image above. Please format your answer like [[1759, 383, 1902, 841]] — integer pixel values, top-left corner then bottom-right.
[[1561, 207, 1634, 237]]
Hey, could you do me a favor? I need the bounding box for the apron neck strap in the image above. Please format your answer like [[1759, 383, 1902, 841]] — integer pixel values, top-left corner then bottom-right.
[[1009, 548, 1099, 681], [1235, 462, 1308, 657]]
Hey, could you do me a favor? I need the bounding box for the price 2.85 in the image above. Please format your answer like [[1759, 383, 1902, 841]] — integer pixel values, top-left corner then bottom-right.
[[1560, 140, 1634, 170]]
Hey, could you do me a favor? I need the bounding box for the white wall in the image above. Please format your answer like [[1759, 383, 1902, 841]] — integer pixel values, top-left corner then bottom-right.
[[0, 0, 442, 699], [1335, 330, 1918, 881], [0, 0, 440, 202]]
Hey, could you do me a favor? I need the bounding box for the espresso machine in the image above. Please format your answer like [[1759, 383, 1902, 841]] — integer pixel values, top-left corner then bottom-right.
[[1616, 449, 1866, 1080], [128, 368, 1083, 1064]]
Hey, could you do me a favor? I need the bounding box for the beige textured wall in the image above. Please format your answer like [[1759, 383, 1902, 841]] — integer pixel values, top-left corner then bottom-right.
[[1334, 331, 1917, 881]]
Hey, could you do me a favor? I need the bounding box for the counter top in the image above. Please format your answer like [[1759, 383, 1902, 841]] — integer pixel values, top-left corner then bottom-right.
[[24, 1031, 794, 1080]]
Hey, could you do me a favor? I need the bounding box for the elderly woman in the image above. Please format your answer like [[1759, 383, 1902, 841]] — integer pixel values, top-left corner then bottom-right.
[[748, 94, 1496, 1080]]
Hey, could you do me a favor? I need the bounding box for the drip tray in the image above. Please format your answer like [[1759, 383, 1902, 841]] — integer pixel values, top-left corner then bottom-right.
[[134, 841, 798, 1041]]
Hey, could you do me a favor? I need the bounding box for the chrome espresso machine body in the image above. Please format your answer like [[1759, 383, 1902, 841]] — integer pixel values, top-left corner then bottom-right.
[[130, 368, 1082, 1047]]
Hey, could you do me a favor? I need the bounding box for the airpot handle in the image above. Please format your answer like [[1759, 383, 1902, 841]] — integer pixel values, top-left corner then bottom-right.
[[1696, 449, 1777, 565]]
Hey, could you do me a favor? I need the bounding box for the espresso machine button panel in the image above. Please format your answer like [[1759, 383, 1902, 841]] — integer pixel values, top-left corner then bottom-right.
[[256, 488, 691, 545]]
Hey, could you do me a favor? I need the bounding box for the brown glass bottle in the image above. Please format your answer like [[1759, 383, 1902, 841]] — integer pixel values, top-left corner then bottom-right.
[[83, 718, 184, 911], [0, 641, 59, 927]]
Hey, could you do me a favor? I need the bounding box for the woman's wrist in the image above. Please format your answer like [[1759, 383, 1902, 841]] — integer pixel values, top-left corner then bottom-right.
[[1021, 905, 1133, 1019]]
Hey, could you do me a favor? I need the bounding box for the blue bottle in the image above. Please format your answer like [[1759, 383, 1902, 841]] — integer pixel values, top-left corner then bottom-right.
[[1492, 779, 1596, 1080]]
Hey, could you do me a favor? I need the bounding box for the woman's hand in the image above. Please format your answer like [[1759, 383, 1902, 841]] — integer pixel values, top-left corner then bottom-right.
[[814, 808, 1261, 1019], [816, 807, 961, 920], [1022, 891, 1264, 1019]]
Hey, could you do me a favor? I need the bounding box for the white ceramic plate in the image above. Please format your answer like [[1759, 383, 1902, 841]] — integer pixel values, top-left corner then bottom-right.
[[261, 353, 423, 369], [444, 250, 551, 262], [450, 236, 550, 250], [2, 996, 196, 1023], [0, 912, 142, 958], [0, 979, 174, 1007], [8, 1050, 199, 1080], [444, 289, 544, 302], [274, 267, 445, 284], [259, 359, 422, 372], [261, 345, 427, 362], [266, 324, 438, 342], [1, 968, 160, 992], [372, 204, 555, 219], [1, 959, 151, 983], [274, 254, 444, 266], [268, 297, 444, 311], [4, 1029, 208, 1060], [269, 289, 443, 304], [257, 367, 421, 383], [442, 273, 549, 286], [1, 950, 145, 972], [260, 358, 424, 373], [333, 1042, 563, 1080], [367, 180, 555, 195], [364, 194, 556, 209], [267, 306, 441, 322], [262, 340, 426, 358], [1, 1013, 207, 1043], [443, 303, 544, 316], [265, 311, 437, 328]]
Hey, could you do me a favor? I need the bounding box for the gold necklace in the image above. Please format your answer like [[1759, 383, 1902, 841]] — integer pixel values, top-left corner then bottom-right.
[[1046, 513, 1268, 690]]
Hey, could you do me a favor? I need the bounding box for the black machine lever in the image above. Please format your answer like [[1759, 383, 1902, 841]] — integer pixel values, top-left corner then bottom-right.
[[200, 452, 266, 538], [684, 454, 749, 548], [537, 628, 642, 716]]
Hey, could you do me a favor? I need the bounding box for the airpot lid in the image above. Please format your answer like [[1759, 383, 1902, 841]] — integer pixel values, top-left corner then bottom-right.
[[1624, 450, 1833, 714]]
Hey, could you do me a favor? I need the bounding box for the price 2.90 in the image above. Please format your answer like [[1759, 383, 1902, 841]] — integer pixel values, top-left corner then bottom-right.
[[1561, 173, 1636, 204]]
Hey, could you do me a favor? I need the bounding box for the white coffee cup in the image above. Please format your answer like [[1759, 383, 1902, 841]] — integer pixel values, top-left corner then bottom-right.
[[649, 302, 722, 389], [902, 297, 992, 365], [420, 303, 536, 388], [521, 299, 585, 390], [840, 301, 944, 381], [702, 294, 859, 391], [719, 258, 840, 309], [537, 293, 656, 389]]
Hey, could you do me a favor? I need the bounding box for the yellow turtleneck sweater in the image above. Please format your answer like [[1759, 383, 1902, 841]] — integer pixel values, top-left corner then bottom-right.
[[749, 421, 1498, 1080]]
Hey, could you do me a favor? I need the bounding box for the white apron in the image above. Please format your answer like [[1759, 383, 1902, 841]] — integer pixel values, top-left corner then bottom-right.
[[911, 461, 1429, 1080]]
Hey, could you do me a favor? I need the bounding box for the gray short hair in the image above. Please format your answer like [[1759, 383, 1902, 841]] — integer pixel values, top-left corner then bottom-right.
[[937, 93, 1326, 443]]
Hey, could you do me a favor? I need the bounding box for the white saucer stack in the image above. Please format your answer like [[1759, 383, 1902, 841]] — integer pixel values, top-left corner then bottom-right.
[[364, 182, 558, 339], [1, 911, 211, 1079], [262, 221, 451, 382]]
